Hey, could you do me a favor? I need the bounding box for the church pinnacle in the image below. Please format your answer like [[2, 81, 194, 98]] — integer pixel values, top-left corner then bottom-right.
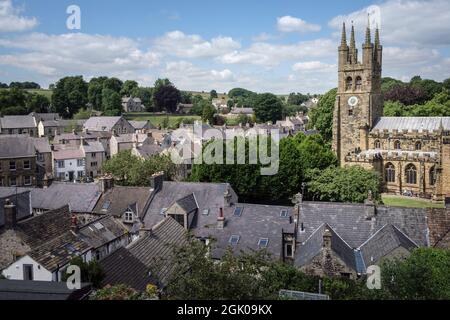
[[341, 22, 347, 47]]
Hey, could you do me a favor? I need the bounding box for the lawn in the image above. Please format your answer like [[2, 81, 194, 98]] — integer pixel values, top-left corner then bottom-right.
[[382, 194, 444, 209], [125, 114, 201, 128], [26, 89, 53, 99]]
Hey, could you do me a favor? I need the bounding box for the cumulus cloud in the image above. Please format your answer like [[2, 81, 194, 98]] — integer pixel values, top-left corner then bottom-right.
[[329, 0, 450, 46], [277, 15, 321, 33], [0, 33, 159, 81], [219, 39, 335, 67], [153, 30, 240, 58], [292, 61, 336, 72], [0, 0, 38, 32]]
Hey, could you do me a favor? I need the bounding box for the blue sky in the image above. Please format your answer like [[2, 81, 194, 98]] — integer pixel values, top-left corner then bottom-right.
[[1, 0, 449, 93]]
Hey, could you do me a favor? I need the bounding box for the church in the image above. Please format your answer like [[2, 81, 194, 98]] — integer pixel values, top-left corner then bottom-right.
[[332, 22, 450, 201]]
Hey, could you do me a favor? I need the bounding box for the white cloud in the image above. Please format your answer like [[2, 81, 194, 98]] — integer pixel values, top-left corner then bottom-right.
[[277, 15, 321, 33], [0, 0, 38, 32], [219, 39, 335, 67], [0, 33, 159, 82], [329, 0, 450, 46], [292, 61, 336, 72], [163, 61, 235, 91], [252, 32, 275, 42], [153, 30, 240, 58]]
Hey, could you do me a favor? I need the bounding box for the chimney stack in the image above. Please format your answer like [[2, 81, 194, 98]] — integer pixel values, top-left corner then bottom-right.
[[99, 174, 114, 193], [224, 185, 232, 207], [150, 171, 164, 192], [70, 215, 78, 233], [4, 199, 17, 229], [217, 207, 225, 229], [323, 228, 332, 248], [364, 190, 376, 219]]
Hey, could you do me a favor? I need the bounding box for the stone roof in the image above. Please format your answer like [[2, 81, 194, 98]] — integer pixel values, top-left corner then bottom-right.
[[53, 131, 111, 143], [0, 116, 36, 129], [32, 137, 52, 153], [372, 117, 450, 133], [100, 216, 187, 290], [81, 140, 105, 153], [135, 144, 163, 158], [230, 107, 254, 114], [129, 120, 155, 130], [52, 146, 85, 160], [29, 113, 60, 122], [94, 186, 153, 218], [77, 215, 128, 249], [83, 117, 122, 132], [15, 205, 73, 249], [0, 135, 36, 159], [175, 193, 198, 213]]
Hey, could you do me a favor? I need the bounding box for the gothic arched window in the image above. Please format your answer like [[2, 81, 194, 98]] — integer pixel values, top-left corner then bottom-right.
[[355, 76, 362, 90], [374, 140, 381, 149], [345, 77, 353, 91], [394, 140, 401, 150], [405, 164, 417, 184], [415, 141, 422, 150], [385, 163, 396, 183], [429, 166, 436, 186]]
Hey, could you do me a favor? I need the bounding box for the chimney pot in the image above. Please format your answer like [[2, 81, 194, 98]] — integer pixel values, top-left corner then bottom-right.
[[217, 208, 225, 229], [71, 215, 78, 232]]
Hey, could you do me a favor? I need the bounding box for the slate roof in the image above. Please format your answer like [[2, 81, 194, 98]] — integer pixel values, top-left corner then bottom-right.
[[29, 113, 60, 122], [52, 146, 84, 160], [2, 182, 101, 213], [0, 135, 36, 158], [53, 131, 111, 143], [93, 186, 152, 218], [358, 224, 418, 269], [83, 117, 122, 132], [295, 224, 356, 271], [144, 181, 235, 228], [0, 116, 36, 129], [372, 117, 450, 133], [0, 280, 91, 300], [207, 203, 295, 260], [100, 216, 187, 290], [175, 193, 198, 213]]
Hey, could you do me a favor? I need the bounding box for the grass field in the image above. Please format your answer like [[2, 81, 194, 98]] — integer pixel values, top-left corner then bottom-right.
[[125, 114, 201, 128], [382, 194, 444, 208]]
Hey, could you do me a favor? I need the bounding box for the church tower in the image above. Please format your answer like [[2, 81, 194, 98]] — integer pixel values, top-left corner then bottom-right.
[[332, 20, 383, 165]]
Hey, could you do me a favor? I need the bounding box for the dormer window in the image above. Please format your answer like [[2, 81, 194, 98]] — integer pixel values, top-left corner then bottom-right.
[[124, 210, 134, 222]]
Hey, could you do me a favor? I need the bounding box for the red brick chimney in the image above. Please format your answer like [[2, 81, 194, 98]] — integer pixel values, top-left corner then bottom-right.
[[71, 215, 79, 233]]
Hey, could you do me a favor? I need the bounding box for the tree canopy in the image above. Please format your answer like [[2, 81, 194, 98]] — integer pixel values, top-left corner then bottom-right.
[[52, 76, 88, 118], [253, 93, 283, 123], [308, 88, 336, 141], [152, 82, 182, 113]]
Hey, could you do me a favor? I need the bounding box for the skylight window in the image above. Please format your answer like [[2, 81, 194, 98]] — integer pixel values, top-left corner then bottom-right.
[[102, 201, 111, 211], [160, 208, 167, 215], [93, 222, 104, 230], [229, 235, 240, 246], [233, 207, 243, 217], [280, 209, 288, 218], [202, 208, 210, 215], [258, 238, 269, 248]]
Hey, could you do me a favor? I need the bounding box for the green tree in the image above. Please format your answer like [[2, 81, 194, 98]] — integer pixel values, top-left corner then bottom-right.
[[62, 256, 104, 289], [103, 77, 123, 93], [210, 89, 218, 99], [153, 84, 181, 113], [201, 102, 216, 124], [253, 93, 283, 123], [287, 92, 308, 105], [308, 88, 337, 142], [26, 92, 50, 113], [443, 77, 450, 90], [180, 91, 193, 104], [52, 76, 88, 118], [120, 80, 139, 97], [73, 108, 93, 120], [88, 77, 107, 110], [91, 284, 148, 300], [306, 166, 381, 203], [381, 248, 450, 300], [101, 88, 122, 116]]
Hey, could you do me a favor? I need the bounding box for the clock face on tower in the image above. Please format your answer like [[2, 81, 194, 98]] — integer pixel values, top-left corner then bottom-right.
[[348, 96, 359, 107]]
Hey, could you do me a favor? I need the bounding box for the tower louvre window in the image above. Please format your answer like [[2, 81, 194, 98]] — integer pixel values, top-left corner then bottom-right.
[[345, 77, 353, 91], [355, 76, 362, 90]]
